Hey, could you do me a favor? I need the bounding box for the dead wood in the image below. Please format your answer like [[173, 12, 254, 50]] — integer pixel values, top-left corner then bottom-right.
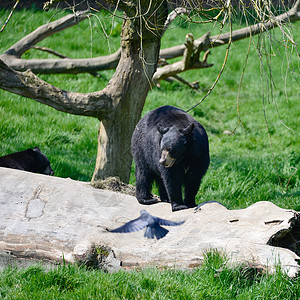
[[153, 33, 213, 83], [1, 167, 299, 276]]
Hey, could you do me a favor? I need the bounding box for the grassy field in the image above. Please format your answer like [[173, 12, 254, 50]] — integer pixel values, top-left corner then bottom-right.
[[0, 251, 299, 299], [0, 8, 299, 299]]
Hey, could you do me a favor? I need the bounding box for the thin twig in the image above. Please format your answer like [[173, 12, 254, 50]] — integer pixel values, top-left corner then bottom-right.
[[0, 0, 20, 33], [186, 6, 233, 113], [32, 46, 69, 59]]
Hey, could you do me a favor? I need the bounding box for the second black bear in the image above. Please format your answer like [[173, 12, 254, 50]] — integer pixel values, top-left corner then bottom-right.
[[131, 105, 209, 211], [0, 147, 54, 175]]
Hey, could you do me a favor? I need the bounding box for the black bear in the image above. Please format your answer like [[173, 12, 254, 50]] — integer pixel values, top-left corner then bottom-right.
[[0, 147, 54, 175], [131, 105, 209, 211]]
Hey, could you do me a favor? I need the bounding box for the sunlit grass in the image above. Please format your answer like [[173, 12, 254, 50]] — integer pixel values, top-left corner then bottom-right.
[[0, 8, 299, 298], [0, 8, 298, 202], [0, 251, 299, 299]]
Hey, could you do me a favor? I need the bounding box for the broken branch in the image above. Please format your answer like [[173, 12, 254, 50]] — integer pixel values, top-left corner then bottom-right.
[[153, 33, 213, 83]]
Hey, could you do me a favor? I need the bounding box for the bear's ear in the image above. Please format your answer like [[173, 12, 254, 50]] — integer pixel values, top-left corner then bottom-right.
[[27, 148, 35, 154], [179, 123, 194, 136], [157, 123, 169, 135]]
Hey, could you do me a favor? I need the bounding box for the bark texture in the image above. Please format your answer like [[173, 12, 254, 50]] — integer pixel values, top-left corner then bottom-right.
[[92, 1, 169, 182]]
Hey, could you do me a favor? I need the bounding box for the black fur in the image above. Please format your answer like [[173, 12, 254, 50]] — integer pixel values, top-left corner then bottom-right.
[[0, 147, 54, 175], [131, 105, 209, 211]]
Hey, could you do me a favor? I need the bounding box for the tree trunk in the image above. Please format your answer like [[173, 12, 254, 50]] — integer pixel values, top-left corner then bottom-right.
[[92, 109, 140, 183], [92, 103, 145, 183], [92, 2, 168, 183]]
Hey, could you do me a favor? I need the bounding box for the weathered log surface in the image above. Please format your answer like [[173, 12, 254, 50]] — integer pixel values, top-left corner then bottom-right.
[[0, 167, 299, 276]]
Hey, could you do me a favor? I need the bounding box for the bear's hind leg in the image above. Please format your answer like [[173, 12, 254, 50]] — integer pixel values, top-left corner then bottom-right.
[[184, 167, 203, 208], [157, 179, 170, 203], [135, 166, 159, 205]]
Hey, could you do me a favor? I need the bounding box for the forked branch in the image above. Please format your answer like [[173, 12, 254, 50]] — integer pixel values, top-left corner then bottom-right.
[[1, 10, 121, 74], [153, 33, 213, 83]]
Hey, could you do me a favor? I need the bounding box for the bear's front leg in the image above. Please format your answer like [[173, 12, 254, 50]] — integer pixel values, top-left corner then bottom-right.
[[135, 166, 159, 205], [161, 168, 188, 212]]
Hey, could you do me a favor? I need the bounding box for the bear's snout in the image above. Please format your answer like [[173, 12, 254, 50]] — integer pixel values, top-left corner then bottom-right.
[[159, 150, 175, 168], [44, 165, 54, 176]]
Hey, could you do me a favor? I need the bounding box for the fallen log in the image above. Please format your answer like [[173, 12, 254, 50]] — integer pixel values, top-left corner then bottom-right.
[[0, 167, 299, 276]]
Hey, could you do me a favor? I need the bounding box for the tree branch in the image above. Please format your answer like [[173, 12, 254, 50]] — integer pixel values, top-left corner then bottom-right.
[[0, 9, 120, 73], [5, 10, 89, 58], [32, 46, 102, 77], [0, 59, 113, 119], [0, 0, 20, 32], [0, 9, 122, 74], [162, 7, 190, 36], [160, 0, 300, 59], [1, 2, 298, 75], [161, 75, 200, 89], [1, 50, 121, 74], [32, 46, 72, 58], [153, 33, 213, 83]]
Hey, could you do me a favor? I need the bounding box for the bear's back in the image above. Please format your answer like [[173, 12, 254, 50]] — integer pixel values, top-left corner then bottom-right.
[[139, 106, 192, 132], [0, 149, 34, 170]]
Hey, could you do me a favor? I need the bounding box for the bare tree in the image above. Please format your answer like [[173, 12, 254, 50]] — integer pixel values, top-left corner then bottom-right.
[[0, 0, 299, 183]]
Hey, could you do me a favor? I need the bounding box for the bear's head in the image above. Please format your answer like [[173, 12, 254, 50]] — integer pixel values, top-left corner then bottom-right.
[[157, 123, 194, 168], [30, 147, 54, 175]]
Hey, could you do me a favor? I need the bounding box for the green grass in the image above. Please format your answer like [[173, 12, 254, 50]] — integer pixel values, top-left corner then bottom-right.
[[0, 251, 299, 299], [0, 8, 299, 298]]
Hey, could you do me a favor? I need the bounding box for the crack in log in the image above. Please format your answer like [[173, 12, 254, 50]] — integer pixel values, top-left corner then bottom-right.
[[265, 220, 284, 225], [229, 219, 239, 223]]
